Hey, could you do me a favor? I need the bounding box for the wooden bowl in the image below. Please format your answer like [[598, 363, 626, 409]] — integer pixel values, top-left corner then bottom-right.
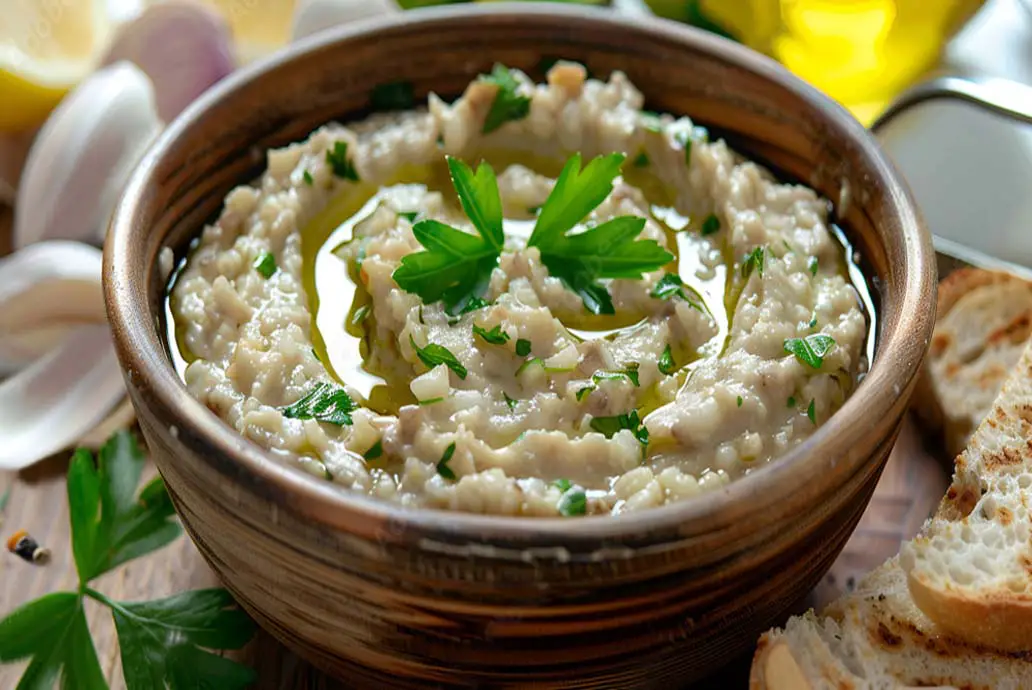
[[104, 5, 936, 686]]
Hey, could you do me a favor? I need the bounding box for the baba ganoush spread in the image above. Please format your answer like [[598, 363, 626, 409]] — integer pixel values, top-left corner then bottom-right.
[[167, 62, 871, 516]]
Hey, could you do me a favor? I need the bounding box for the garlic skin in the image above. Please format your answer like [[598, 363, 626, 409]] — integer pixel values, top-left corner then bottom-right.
[[0, 241, 126, 470], [14, 62, 163, 249], [292, 0, 400, 42], [0, 242, 105, 376], [103, 1, 236, 122]]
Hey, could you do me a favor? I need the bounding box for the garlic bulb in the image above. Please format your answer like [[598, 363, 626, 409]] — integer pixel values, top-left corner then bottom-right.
[[0, 241, 126, 470], [292, 0, 400, 42], [14, 62, 163, 249], [103, 1, 236, 122]]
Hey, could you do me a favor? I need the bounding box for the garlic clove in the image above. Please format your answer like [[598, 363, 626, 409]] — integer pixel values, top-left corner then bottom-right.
[[102, 1, 236, 123], [291, 0, 400, 42], [0, 241, 105, 376], [14, 62, 163, 249], [0, 322, 125, 470]]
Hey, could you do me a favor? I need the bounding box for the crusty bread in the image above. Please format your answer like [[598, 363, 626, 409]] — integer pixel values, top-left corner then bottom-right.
[[751, 338, 1032, 689], [914, 268, 1032, 457], [901, 338, 1032, 653]]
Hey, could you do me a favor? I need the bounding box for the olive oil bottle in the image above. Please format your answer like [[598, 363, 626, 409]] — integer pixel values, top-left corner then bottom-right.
[[646, 0, 987, 124]]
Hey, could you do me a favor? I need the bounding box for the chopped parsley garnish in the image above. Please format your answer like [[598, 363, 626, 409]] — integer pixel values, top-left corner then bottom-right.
[[808, 256, 819, 276], [363, 440, 383, 460], [350, 304, 370, 325], [392, 157, 502, 315], [253, 252, 276, 278], [311, 347, 320, 363], [558, 487, 587, 516], [503, 392, 518, 410], [418, 397, 444, 406], [398, 211, 419, 222], [576, 386, 595, 401], [807, 399, 817, 424], [473, 323, 510, 345], [592, 364, 640, 387], [410, 335, 468, 379], [641, 110, 664, 133], [480, 64, 531, 134], [787, 396, 796, 408], [281, 382, 357, 426], [809, 313, 818, 329], [392, 152, 669, 316], [552, 478, 573, 493], [515, 338, 532, 357], [302, 170, 314, 185], [528, 153, 673, 315], [658, 345, 676, 375], [326, 141, 359, 181], [436, 442, 457, 480], [784, 334, 836, 369], [650, 273, 704, 311], [701, 213, 721, 236], [590, 410, 649, 447], [370, 80, 415, 111], [633, 151, 650, 167], [742, 246, 765, 279], [515, 357, 544, 377], [737, 395, 743, 407], [676, 130, 692, 164]]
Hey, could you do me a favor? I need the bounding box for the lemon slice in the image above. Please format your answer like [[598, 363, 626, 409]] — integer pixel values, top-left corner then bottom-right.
[[0, 0, 113, 132]]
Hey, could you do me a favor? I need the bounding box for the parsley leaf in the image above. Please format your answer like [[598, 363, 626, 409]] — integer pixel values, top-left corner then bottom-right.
[[410, 335, 468, 379], [807, 399, 817, 424], [576, 385, 595, 401], [254, 252, 276, 278], [658, 345, 676, 375], [89, 588, 255, 690], [363, 440, 383, 460], [69, 432, 181, 582], [676, 130, 693, 164], [557, 488, 587, 516], [473, 323, 510, 345], [480, 64, 531, 134], [515, 339, 532, 357], [529, 154, 673, 314], [787, 396, 796, 408], [552, 478, 573, 493], [633, 151, 649, 168], [737, 395, 743, 407], [0, 593, 105, 690], [592, 364, 640, 387], [701, 214, 721, 236], [326, 141, 359, 181], [651, 273, 704, 310], [370, 80, 415, 111], [302, 170, 314, 185], [281, 381, 358, 425], [398, 210, 419, 223], [392, 158, 502, 314], [742, 246, 765, 279], [590, 410, 649, 447], [503, 392, 518, 410], [784, 334, 836, 369], [808, 256, 819, 276], [437, 442, 457, 480]]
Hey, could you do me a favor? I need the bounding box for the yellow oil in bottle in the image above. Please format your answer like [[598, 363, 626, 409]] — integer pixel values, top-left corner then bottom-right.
[[646, 0, 986, 125]]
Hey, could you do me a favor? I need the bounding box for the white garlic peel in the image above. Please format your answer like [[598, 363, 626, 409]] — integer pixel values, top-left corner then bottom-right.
[[0, 241, 106, 376], [14, 61, 163, 249], [102, 1, 236, 123], [0, 323, 124, 470], [291, 0, 400, 42]]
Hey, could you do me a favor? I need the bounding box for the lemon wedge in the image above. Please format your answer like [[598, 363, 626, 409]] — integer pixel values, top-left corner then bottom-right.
[[0, 0, 114, 132]]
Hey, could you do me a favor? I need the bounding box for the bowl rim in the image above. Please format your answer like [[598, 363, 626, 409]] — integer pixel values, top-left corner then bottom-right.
[[104, 3, 935, 545]]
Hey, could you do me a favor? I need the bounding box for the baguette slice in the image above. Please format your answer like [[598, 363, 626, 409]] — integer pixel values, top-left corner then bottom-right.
[[914, 268, 1032, 456], [751, 559, 1032, 690], [901, 339, 1032, 653]]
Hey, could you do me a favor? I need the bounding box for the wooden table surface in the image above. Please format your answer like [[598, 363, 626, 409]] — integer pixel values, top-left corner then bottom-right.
[[0, 205, 950, 688]]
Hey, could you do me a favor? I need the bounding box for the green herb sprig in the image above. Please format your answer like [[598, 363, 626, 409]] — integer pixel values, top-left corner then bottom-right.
[[281, 381, 358, 425], [0, 432, 256, 689], [410, 335, 468, 379], [590, 410, 649, 448], [480, 64, 531, 134], [784, 334, 836, 369]]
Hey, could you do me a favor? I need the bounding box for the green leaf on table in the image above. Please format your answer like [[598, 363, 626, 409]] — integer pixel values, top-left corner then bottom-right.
[[784, 334, 836, 369], [0, 593, 106, 690], [281, 381, 358, 426], [479, 64, 531, 134], [99, 588, 256, 690], [410, 335, 468, 379]]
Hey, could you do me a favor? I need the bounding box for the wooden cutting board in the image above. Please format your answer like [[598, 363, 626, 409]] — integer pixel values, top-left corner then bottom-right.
[[0, 207, 949, 688]]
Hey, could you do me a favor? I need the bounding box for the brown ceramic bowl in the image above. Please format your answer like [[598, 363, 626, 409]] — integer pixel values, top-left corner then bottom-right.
[[104, 5, 935, 687]]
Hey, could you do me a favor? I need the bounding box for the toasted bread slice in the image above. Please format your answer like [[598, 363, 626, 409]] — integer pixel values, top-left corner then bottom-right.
[[751, 559, 1032, 690], [914, 268, 1032, 456], [752, 339, 1032, 688], [901, 339, 1032, 653]]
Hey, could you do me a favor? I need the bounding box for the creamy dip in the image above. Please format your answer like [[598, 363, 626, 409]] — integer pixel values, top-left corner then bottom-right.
[[168, 62, 870, 516]]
